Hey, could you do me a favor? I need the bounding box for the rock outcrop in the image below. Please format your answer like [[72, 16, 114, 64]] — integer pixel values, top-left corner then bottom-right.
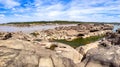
[[79, 46, 120, 67], [0, 39, 81, 67], [0, 24, 113, 41], [36, 41, 83, 63], [76, 41, 100, 55], [31, 24, 113, 40], [79, 28, 120, 67], [0, 23, 116, 67]]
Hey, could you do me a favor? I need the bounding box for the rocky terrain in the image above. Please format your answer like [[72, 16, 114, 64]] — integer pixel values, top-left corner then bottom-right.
[[78, 28, 120, 67], [30, 24, 113, 40], [0, 39, 82, 67], [0, 24, 113, 41], [0, 23, 119, 67]]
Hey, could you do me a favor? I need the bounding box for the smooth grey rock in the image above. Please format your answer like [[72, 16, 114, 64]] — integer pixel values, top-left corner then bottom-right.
[[80, 46, 120, 67]]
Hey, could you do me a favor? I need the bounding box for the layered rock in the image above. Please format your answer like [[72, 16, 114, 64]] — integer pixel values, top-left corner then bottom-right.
[[31, 24, 113, 40], [79, 46, 120, 67], [78, 28, 120, 67], [0, 39, 81, 67], [0, 32, 34, 41], [36, 41, 83, 63], [76, 41, 100, 55], [0, 23, 116, 67], [0, 24, 113, 41], [99, 28, 120, 46]]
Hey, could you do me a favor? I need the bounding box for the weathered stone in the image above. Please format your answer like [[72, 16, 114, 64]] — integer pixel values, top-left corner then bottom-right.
[[80, 46, 120, 67], [32, 24, 113, 40], [38, 41, 83, 63], [0, 40, 77, 67], [2, 33, 12, 40], [76, 41, 100, 55]]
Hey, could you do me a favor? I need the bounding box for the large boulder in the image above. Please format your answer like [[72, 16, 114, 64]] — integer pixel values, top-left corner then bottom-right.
[[76, 41, 100, 55], [2, 33, 12, 40], [116, 28, 120, 34], [105, 31, 120, 46], [38, 41, 83, 63], [0, 32, 12, 40], [0, 39, 77, 67], [79, 46, 120, 67]]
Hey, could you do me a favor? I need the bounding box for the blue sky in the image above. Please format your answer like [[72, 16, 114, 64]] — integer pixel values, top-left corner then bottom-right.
[[0, 0, 120, 23]]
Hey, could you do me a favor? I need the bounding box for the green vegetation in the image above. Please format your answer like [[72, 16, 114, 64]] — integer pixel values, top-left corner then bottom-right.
[[1, 20, 119, 25], [6, 20, 103, 25], [30, 32, 39, 37], [53, 35, 104, 48]]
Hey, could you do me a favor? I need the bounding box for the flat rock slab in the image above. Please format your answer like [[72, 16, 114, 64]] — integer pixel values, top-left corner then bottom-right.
[[0, 39, 77, 67]]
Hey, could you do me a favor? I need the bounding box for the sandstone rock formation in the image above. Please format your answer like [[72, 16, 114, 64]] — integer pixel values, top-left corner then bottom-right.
[[0, 23, 115, 67], [0, 39, 80, 67], [79, 28, 120, 67], [0, 24, 113, 41], [79, 46, 120, 67], [37, 41, 83, 63], [76, 41, 100, 55], [100, 29, 120, 46], [31, 24, 113, 40], [0, 32, 34, 42]]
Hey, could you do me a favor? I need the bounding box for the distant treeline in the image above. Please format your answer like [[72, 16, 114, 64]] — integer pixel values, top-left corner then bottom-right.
[[6, 21, 102, 24], [5, 21, 120, 25]]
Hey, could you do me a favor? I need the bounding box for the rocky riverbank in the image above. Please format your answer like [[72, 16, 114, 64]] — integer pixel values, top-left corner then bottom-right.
[[0, 24, 113, 41], [30, 23, 113, 40], [78, 29, 120, 67], [0, 23, 119, 67], [0, 31, 120, 67]]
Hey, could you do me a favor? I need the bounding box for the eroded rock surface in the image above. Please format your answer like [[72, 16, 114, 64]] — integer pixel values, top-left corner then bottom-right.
[[79, 28, 120, 67], [0, 24, 113, 41], [37, 41, 83, 63], [79, 46, 120, 67], [0, 40, 78, 67], [76, 41, 100, 55], [0, 23, 116, 67], [31, 24, 113, 40]]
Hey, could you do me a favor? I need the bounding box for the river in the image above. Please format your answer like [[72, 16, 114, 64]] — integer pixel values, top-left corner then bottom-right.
[[0, 24, 119, 33], [0, 24, 76, 33], [0, 24, 119, 48], [113, 25, 120, 32]]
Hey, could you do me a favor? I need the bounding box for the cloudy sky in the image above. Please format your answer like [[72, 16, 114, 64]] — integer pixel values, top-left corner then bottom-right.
[[0, 0, 120, 23]]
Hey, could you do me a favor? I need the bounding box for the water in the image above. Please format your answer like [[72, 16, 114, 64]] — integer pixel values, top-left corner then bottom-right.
[[0, 24, 119, 33], [0, 24, 76, 33], [0, 24, 119, 47], [113, 25, 120, 32]]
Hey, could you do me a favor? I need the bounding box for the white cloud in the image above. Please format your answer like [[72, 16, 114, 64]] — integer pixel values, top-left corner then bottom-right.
[[0, 14, 7, 23], [0, 0, 20, 8], [118, 15, 120, 17], [1, 0, 120, 22], [0, 14, 5, 17]]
